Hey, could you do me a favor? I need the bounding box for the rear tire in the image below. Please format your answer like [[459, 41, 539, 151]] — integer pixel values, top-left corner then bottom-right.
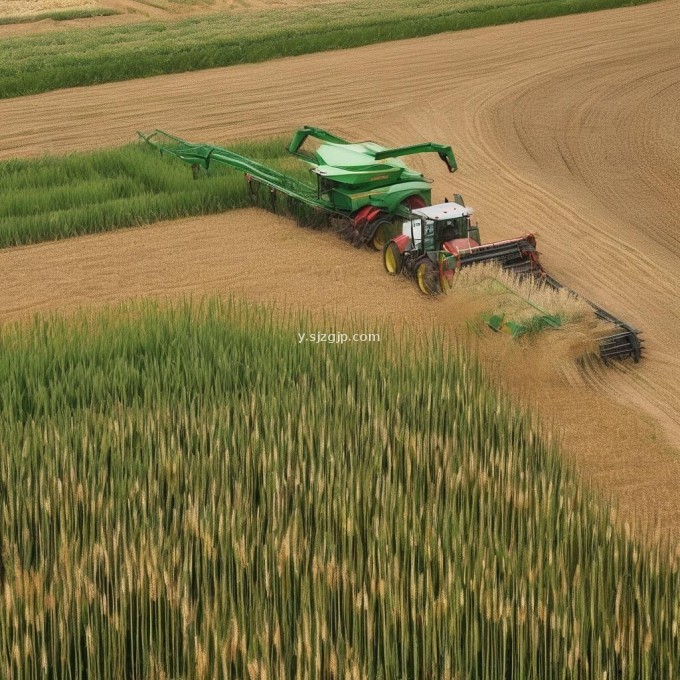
[[383, 241, 403, 275], [416, 259, 441, 295], [379, 195, 426, 252], [371, 218, 395, 251]]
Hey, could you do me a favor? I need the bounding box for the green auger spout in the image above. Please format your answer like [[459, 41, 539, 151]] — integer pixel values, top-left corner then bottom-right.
[[138, 129, 322, 207], [288, 125, 457, 173]]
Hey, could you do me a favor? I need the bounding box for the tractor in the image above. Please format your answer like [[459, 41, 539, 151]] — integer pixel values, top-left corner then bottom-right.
[[383, 198, 539, 294]]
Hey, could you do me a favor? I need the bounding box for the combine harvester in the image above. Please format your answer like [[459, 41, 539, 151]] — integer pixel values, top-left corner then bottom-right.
[[139, 128, 642, 362], [139, 127, 454, 250]]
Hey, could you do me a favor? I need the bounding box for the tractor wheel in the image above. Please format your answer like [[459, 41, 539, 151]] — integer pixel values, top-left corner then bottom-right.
[[371, 218, 394, 251], [383, 241, 403, 275], [416, 259, 441, 295]]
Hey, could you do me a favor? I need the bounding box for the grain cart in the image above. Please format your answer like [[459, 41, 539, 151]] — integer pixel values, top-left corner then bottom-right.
[[384, 199, 642, 362], [139, 127, 457, 249]]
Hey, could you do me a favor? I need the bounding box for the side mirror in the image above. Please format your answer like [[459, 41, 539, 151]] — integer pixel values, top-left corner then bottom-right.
[[453, 193, 465, 206]]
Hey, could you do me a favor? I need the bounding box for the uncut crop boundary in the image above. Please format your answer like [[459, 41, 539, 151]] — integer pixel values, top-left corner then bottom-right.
[[0, 139, 308, 249], [0, 8, 119, 26], [0, 0, 657, 99], [0, 298, 678, 678]]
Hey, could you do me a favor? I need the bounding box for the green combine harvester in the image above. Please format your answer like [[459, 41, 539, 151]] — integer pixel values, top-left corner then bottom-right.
[[140, 127, 455, 249], [139, 127, 642, 362]]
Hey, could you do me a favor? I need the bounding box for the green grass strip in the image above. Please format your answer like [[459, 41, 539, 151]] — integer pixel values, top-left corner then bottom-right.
[[0, 8, 119, 26], [0, 0, 656, 99], [0, 138, 310, 249]]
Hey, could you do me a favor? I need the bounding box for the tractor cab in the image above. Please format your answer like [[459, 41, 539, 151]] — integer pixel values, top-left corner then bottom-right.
[[406, 202, 479, 253], [383, 200, 482, 294]]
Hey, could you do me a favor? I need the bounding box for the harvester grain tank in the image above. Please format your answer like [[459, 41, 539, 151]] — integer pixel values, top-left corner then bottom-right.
[[139, 127, 642, 362]]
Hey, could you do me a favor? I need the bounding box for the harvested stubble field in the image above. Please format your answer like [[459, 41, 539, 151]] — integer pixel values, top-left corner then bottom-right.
[[0, 1, 678, 530], [0, 0, 353, 36], [3, 0, 342, 17], [1, 0, 99, 16]]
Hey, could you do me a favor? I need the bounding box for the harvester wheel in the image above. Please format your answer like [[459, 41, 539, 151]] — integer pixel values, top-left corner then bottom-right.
[[376, 195, 426, 251], [416, 259, 441, 295], [402, 195, 427, 210], [247, 177, 261, 203], [371, 218, 394, 251], [383, 241, 403, 275]]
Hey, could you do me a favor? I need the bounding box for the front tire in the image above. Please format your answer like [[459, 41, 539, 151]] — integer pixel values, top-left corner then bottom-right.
[[383, 241, 403, 275], [416, 259, 441, 295]]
